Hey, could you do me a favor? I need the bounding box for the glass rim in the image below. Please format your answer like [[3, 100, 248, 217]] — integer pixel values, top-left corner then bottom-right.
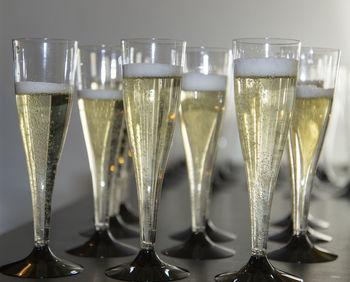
[[12, 37, 78, 45], [301, 46, 340, 54], [121, 37, 186, 45], [233, 37, 300, 46], [186, 46, 229, 52], [79, 44, 120, 51]]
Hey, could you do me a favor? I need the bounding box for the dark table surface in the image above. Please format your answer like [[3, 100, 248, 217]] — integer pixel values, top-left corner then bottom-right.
[[0, 166, 349, 282]]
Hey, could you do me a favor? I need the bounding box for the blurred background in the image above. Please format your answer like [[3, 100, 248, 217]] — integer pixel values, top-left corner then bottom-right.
[[0, 0, 350, 235]]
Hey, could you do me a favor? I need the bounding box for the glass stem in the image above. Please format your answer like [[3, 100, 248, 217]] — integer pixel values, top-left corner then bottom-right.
[[32, 179, 54, 248], [249, 184, 272, 256], [93, 166, 111, 232], [138, 180, 163, 250], [188, 168, 209, 233], [289, 136, 315, 236]]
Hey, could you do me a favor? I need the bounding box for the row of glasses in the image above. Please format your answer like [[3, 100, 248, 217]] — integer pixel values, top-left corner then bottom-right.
[[0, 37, 340, 282]]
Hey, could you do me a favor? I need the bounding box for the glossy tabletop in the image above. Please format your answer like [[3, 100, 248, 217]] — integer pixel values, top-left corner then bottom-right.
[[0, 165, 348, 282]]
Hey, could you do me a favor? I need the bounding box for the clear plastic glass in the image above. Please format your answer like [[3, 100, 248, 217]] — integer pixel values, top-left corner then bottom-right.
[[215, 38, 302, 282], [66, 44, 137, 258], [163, 47, 234, 259], [105, 38, 189, 281], [0, 38, 83, 278], [268, 47, 340, 263]]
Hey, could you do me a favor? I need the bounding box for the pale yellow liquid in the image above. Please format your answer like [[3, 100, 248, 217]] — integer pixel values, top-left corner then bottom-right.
[[235, 75, 296, 254], [16, 91, 73, 245], [123, 76, 181, 248], [290, 96, 333, 177], [288, 93, 333, 233], [179, 90, 225, 230], [78, 97, 124, 229]]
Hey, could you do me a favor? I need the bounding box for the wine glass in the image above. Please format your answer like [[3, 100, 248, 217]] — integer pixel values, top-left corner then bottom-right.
[[0, 38, 83, 278], [105, 38, 189, 281], [268, 47, 340, 263], [215, 38, 302, 282], [67, 44, 137, 258], [163, 47, 235, 259]]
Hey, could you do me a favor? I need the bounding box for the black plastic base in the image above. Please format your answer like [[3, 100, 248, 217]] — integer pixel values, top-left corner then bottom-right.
[[269, 222, 332, 244], [105, 249, 189, 281], [120, 203, 139, 225], [162, 231, 234, 260], [215, 255, 302, 282], [109, 215, 139, 239], [0, 246, 83, 278], [335, 183, 350, 198], [66, 229, 137, 258], [268, 234, 338, 263], [272, 213, 329, 229], [170, 220, 236, 243]]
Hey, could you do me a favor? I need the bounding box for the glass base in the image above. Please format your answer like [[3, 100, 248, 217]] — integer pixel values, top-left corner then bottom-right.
[[272, 213, 329, 229], [335, 183, 350, 198], [109, 215, 139, 239], [170, 220, 236, 243], [162, 231, 235, 259], [215, 255, 302, 282], [0, 246, 83, 278], [269, 222, 332, 243], [79, 227, 95, 238], [120, 203, 139, 225], [268, 234, 338, 263], [105, 249, 190, 281], [66, 229, 137, 258]]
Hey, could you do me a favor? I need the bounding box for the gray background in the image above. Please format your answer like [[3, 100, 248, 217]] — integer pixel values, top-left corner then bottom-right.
[[0, 0, 348, 235]]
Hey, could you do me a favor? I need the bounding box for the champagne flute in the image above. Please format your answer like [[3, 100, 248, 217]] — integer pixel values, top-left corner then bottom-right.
[[105, 38, 189, 281], [216, 38, 302, 282], [163, 47, 234, 259], [0, 38, 83, 278], [67, 45, 137, 258], [268, 47, 340, 263]]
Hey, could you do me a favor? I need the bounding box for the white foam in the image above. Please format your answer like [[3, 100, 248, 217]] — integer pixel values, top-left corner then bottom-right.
[[78, 89, 123, 100], [123, 63, 182, 78], [182, 73, 227, 91], [296, 86, 334, 98], [15, 81, 71, 94], [234, 58, 298, 77]]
